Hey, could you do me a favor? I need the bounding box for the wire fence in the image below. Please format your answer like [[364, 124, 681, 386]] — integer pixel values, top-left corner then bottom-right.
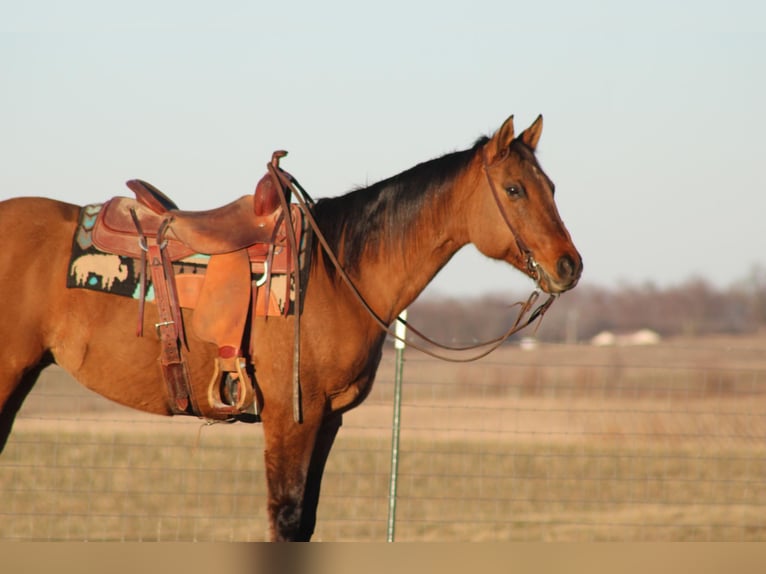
[[1, 333, 764, 541]]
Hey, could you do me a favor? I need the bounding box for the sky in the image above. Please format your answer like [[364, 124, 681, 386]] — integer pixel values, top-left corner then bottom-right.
[[2, 0, 765, 299]]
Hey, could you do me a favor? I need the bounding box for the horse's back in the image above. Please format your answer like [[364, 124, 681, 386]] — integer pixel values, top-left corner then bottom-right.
[[0, 196, 80, 275], [0, 196, 80, 238], [0, 197, 80, 345]]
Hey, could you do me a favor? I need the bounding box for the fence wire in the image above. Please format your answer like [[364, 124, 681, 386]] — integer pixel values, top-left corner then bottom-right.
[[0, 334, 764, 541]]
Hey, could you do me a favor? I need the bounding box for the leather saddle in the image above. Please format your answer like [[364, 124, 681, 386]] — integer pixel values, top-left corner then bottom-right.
[[90, 156, 304, 421], [97, 183, 290, 258]]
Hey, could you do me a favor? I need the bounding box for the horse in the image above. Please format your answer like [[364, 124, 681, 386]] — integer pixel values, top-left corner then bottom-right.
[[0, 114, 582, 541]]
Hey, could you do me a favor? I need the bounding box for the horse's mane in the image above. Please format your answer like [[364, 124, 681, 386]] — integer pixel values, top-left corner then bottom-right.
[[313, 136, 489, 275]]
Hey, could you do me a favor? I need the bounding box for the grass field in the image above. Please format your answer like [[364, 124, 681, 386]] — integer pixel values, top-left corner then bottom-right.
[[1, 333, 764, 541]]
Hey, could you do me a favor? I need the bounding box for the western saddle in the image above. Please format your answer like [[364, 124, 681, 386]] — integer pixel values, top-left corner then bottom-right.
[[91, 152, 305, 421]]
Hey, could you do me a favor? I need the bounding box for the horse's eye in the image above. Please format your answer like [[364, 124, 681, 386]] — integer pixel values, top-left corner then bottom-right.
[[505, 184, 526, 199]]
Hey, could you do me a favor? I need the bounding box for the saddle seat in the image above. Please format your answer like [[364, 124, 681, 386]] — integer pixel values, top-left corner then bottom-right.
[[90, 163, 304, 421], [97, 179, 287, 259]]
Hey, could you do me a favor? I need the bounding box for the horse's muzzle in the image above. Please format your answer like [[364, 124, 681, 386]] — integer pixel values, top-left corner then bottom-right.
[[539, 253, 582, 294]]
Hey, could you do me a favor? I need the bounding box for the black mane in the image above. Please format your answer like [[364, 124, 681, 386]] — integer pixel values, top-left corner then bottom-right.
[[313, 137, 488, 274]]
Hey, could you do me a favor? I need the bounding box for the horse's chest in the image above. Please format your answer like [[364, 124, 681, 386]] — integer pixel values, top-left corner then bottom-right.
[[324, 339, 385, 413]]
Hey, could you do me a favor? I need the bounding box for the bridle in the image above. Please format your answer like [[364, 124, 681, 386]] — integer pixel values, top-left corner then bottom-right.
[[480, 146, 542, 287], [267, 149, 557, 363], [267, 150, 557, 422]]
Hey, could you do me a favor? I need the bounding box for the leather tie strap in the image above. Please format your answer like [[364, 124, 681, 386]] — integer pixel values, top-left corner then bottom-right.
[[129, 207, 149, 337], [267, 151, 304, 423], [130, 208, 192, 413], [147, 242, 192, 413]]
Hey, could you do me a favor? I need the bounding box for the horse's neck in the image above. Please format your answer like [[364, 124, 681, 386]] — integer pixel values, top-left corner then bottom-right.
[[345, 187, 469, 323]]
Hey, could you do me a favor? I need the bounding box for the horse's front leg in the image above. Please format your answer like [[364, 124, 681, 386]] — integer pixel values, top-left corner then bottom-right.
[[298, 412, 342, 540], [262, 405, 339, 541]]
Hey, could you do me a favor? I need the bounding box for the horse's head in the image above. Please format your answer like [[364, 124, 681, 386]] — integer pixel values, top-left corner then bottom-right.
[[467, 114, 582, 294]]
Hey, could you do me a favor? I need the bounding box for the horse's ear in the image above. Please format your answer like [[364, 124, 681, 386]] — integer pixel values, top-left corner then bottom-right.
[[487, 115, 515, 162], [518, 114, 543, 151]]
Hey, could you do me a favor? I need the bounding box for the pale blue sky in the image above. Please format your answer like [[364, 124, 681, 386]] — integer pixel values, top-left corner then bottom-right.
[[2, 1, 764, 297]]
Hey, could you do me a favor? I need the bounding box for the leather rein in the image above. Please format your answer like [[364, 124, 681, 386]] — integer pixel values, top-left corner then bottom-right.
[[267, 149, 557, 366]]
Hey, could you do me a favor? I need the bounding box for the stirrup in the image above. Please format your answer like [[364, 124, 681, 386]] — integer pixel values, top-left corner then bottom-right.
[[206, 353, 259, 418]]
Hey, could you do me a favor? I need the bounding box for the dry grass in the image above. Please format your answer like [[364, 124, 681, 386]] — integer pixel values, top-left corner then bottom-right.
[[1, 333, 764, 541]]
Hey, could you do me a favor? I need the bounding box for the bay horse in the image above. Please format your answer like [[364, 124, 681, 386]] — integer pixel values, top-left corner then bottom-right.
[[0, 114, 581, 541]]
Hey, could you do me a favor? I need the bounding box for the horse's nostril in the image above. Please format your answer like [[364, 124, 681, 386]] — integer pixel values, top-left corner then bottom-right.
[[557, 254, 577, 281]]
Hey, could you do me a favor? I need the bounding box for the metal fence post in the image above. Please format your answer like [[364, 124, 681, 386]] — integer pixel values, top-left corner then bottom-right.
[[386, 309, 407, 542]]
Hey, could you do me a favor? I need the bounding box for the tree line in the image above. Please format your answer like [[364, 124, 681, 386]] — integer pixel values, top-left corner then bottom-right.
[[407, 267, 766, 345]]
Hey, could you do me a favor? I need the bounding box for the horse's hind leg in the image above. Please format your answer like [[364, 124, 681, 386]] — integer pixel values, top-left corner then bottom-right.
[[0, 352, 53, 454]]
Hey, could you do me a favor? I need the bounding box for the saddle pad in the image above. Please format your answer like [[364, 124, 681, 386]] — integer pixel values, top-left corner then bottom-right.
[[67, 203, 206, 302], [67, 203, 304, 317]]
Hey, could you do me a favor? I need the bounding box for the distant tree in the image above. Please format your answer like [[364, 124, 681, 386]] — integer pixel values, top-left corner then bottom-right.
[[407, 271, 761, 345]]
